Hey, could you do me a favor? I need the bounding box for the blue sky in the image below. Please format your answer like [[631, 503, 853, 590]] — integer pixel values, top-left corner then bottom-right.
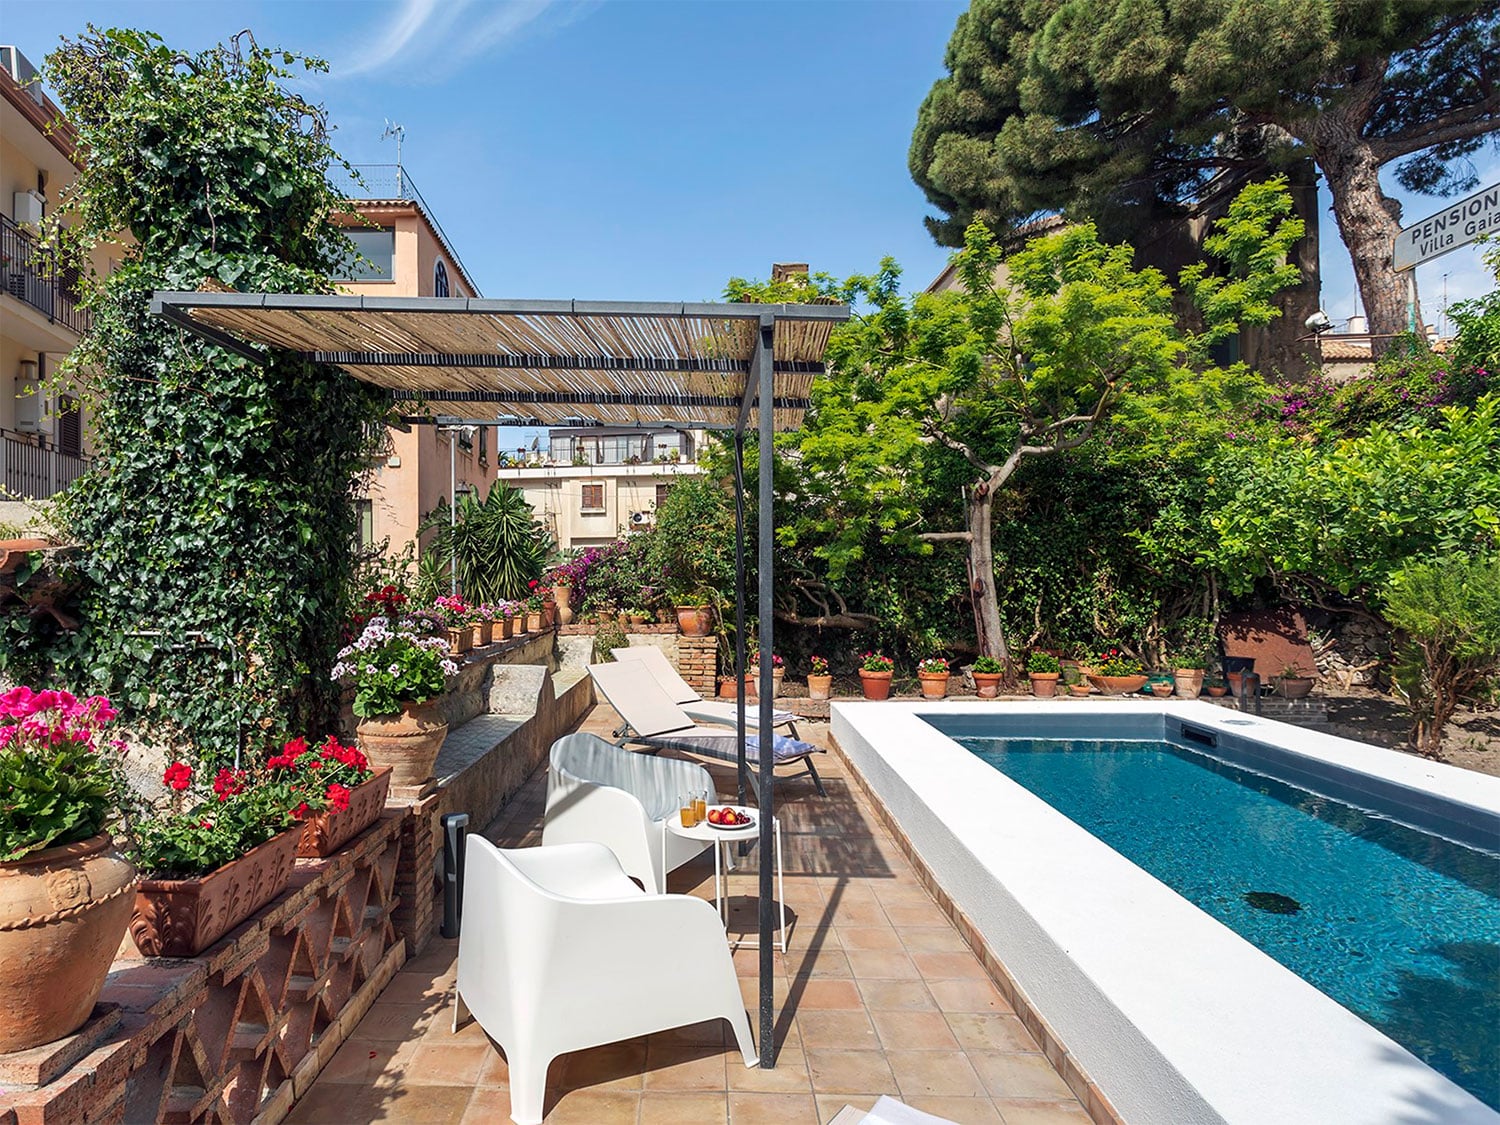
[[4, 0, 1494, 326]]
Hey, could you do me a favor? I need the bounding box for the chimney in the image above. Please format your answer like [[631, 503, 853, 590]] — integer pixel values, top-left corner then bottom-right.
[[771, 263, 810, 283]]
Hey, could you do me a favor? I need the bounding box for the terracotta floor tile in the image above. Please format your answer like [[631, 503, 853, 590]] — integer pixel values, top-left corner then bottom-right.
[[538, 1089, 640, 1124], [404, 1042, 493, 1086], [881, 903, 950, 928], [642, 1043, 729, 1091], [899, 926, 972, 954], [843, 948, 919, 981], [834, 926, 905, 951], [869, 1009, 961, 1052], [316, 1037, 417, 1086], [814, 1094, 880, 1123], [651, 1019, 730, 1048], [857, 980, 936, 1012], [727, 1091, 821, 1124], [459, 1086, 514, 1123], [992, 1098, 1093, 1124], [724, 1046, 812, 1094], [423, 1011, 493, 1045], [822, 899, 888, 927], [285, 1082, 470, 1124], [477, 1048, 511, 1088], [638, 1091, 729, 1124], [803, 1049, 900, 1096], [555, 1037, 648, 1093], [909, 950, 989, 981], [927, 979, 1013, 1015], [794, 1009, 879, 1051], [737, 976, 791, 1008], [885, 1050, 987, 1098], [791, 978, 863, 1010], [969, 1052, 1077, 1101], [351, 1001, 441, 1043], [903, 1095, 1005, 1124], [381, 971, 457, 1004], [789, 947, 854, 980], [944, 1013, 1040, 1053]]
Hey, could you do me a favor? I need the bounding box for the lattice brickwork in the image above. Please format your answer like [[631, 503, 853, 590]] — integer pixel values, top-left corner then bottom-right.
[[1, 812, 406, 1125]]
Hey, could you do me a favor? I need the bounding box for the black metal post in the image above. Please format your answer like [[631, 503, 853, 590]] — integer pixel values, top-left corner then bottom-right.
[[755, 315, 776, 1068], [440, 812, 469, 939], [733, 430, 749, 807]]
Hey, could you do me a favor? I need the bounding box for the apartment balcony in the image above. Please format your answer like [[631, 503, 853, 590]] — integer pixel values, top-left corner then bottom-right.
[[2, 428, 91, 501], [0, 214, 90, 340]]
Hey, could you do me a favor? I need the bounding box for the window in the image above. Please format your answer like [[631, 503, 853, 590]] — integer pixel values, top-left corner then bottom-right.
[[434, 260, 449, 297], [654, 483, 671, 510], [478, 424, 488, 463], [332, 228, 395, 281], [355, 499, 374, 549], [581, 483, 605, 513]]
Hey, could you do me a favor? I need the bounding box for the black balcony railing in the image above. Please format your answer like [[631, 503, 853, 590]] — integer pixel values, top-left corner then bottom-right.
[[328, 163, 479, 296], [0, 214, 90, 336], [2, 429, 91, 501]]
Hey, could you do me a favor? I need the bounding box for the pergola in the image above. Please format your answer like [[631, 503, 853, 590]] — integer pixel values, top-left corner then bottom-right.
[[151, 291, 851, 1069]]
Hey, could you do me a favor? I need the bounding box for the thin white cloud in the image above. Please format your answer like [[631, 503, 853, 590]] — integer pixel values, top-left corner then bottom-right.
[[333, 0, 597, 82]]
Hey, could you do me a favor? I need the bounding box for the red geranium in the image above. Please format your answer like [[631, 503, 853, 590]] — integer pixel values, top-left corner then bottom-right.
[[325, 783, 352, 813], [163, 761, 193, 791], [212, 767, 247, 802]]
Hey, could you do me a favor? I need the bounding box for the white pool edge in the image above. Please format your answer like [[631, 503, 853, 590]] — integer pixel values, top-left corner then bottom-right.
[[831, 699, 1500, 1125]]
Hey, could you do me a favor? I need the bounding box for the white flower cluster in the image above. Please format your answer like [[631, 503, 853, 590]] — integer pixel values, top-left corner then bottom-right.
[[332, 615, 460, 681]]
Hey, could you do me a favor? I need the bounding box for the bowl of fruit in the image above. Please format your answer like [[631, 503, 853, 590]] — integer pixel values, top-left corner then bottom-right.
[[706, 807, 754, 830]]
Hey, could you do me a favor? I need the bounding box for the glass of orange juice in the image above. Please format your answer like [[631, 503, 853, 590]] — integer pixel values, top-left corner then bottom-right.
[[680, 793, 697, 827], [693, 789, 708, 824]]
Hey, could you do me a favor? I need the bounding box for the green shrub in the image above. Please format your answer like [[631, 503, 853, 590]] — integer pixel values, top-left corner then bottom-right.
[[1383, 553, 1500, 757], [1026, 651, 1060, 674]]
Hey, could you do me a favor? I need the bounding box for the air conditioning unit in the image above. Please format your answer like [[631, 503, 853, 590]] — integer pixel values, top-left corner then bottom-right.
[[14, 371, 50, 434], [13, 191, 43, 226], [629, 510, 652, 526]]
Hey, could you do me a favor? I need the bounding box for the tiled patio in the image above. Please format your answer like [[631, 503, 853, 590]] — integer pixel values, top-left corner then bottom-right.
[[288, 706, 1089, 1125]]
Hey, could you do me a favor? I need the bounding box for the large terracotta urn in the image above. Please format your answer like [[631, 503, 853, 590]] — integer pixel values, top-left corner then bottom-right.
[[356, 701, 449, 797], [675, 605, 713, 637], [0, 834, 137, 1052], [554, 584, 574, 626]]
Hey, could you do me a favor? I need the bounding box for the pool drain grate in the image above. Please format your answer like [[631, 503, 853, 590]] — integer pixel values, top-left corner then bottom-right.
[[1243, 891, 1302, 914]]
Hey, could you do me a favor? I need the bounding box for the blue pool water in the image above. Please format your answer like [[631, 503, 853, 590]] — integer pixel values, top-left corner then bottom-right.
[[957, 736, 1500, 1109]]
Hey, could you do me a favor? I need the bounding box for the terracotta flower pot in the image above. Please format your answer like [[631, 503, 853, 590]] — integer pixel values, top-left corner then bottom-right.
[[1087, 674, 1149, 696], [0, 834, 137, 1052], [1068, 682, 1092, 696], [1150, 681, 1175, 698], [1173, 669, 1205, 699], [468, 623, 486, 649], [918, 672, 950, 700], [972, 672, 1003, 699], [130, 829, 299, 958], [526, 610, 544, 632], [858, 670, 893, 701], [1276, 676, 1316, 699], [554, 585, 574, 626], [542, 603, 556, 628], [675, 605, 713, 637], [501, 615, 516, 639], [356, 701, 449, 797], [1029, 672, 1060, 698], [771, 667, 785, 697], [1206, 685, 1228, 697], [717, 674, 756, 700], [806, 674, 832, 700], [296, 768, 393, 858], [488, 620, 505, 644], [447, 627, 469, 656]]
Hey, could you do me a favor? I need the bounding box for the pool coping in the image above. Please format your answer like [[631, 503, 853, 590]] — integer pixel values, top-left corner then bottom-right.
[[830, 698, 1500, 1125]]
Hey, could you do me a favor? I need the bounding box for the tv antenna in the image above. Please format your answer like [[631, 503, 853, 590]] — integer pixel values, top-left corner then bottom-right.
[[381, 120, 406, 192]]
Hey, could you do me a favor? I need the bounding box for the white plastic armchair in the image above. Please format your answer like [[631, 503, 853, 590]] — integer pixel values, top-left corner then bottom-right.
[[454, 837, 757, 1125], [543, 731, 714, 892]]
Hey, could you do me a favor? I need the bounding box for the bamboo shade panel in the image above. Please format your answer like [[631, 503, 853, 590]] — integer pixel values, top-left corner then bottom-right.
[[176, 298, 846, 431]]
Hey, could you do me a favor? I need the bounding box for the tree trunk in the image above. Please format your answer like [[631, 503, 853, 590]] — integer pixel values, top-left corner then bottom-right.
[[1311, 125, 1422, 352], [966, 485, 1008, 663]]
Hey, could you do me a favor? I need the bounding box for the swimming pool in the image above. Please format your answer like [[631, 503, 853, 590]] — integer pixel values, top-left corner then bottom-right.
[[830, 700, 1500, 1125], [957, 734, 1500, 1110]]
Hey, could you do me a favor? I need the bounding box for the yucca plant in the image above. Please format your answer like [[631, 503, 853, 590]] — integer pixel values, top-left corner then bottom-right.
[[419, 483, 547, 605]]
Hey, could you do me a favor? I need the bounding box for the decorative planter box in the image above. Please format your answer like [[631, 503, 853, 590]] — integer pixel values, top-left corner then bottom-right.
[[297, 768, 393, 858], [129, 829, 300, 958]]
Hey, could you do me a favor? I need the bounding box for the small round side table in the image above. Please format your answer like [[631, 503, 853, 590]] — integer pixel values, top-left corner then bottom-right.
[[664, 805, 787, 951]]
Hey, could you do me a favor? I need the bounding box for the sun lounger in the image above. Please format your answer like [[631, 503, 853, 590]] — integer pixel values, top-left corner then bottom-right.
[[588, 660, 827, 798], [610, 645, 800, 738]]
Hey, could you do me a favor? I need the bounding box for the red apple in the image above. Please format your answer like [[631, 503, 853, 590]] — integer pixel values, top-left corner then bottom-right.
[[708, 808, 723, 825]]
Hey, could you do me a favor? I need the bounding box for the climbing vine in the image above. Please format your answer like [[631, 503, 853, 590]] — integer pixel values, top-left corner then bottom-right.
[[0, 29, 388, 761]]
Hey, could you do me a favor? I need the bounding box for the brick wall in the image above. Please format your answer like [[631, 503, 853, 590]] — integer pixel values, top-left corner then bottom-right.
[[676, 635, 717, 696]]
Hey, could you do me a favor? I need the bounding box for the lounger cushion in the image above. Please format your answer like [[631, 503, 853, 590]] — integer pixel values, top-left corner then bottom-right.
[[645, 731, 820, 765]]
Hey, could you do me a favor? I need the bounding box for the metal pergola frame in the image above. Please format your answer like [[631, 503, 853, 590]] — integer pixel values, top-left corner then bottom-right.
[[152, 291, 849, 1069]]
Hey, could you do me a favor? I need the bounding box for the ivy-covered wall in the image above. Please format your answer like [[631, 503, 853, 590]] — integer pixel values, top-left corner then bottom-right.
[[0, 30, 388, 761]]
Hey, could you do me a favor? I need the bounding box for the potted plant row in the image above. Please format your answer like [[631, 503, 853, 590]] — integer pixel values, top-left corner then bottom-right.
[[1027, 651, 1061, 697], [971, 655, 1004, 698], [751, 652, 785, 697], [858, 652, 895, 700], [917, 657, 951, 699], [806, 655, 832, 700], [334, 611, 460, 796], [1086, 647, 1148, 695]]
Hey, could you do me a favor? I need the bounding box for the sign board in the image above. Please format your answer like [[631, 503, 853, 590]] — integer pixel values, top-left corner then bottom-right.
[[1393, 183, 1500, 271]]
